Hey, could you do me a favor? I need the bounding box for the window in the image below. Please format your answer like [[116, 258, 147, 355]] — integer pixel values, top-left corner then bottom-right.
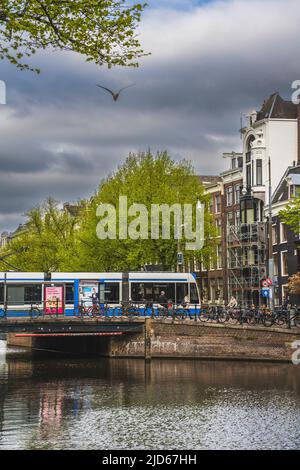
[[24, 285, 42, 303], [227, 212, 234, 227], [246, 164, 251, 188], [209, 197, 214, 213], [131, 282, 176, 303], [176, 283, 189, 304], [274, 253, 279, 276], [215, 194, 221, 213], [235, 185, 240, 204], [272, 225, 278, 245], [235, 210, 240, 226], [6, 284, 42, 305], [256, 159, 262, 186], [104, 282, 120, 303], [282, 252, 288, 276], [190, 283, 199, 303], [215, 218, 222, 237], [226, 187, 233, 206], [131, 283, 153, 302], [217, 245, 222, 269], [232, 158, 236, 169], [66, 284, 74, 304], [281, 224, 288, 243], [0, 283, 3, 303]]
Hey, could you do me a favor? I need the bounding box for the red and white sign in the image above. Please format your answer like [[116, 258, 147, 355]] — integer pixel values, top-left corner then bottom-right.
[[262, 278, 273, 288]]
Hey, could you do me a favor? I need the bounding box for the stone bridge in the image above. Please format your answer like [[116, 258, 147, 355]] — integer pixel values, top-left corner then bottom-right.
[[1, 317, 299, 362]]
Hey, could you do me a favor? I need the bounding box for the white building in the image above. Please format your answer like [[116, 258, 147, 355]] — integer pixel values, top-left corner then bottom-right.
[[241, 93, 299, 219]]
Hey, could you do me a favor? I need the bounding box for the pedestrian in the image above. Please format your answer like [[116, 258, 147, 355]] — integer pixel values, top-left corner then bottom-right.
[[227, 296, 238, 308], [158, 290, 168, 308]]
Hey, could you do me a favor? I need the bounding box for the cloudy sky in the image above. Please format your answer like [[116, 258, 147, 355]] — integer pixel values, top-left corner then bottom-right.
[[0, 0, 299, 232]]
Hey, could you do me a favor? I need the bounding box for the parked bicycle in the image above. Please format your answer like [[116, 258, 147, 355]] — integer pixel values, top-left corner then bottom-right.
[[28, 303, 43, 319], [200, 306, 227, 323], [0, 303, 7, 319]]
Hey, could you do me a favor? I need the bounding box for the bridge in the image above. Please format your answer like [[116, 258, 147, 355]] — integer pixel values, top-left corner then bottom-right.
[[0, 317, 144, 335], [1, 316, 298, 362]]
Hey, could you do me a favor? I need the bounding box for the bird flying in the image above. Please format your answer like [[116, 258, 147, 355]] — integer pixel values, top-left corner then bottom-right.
[[96, 84, 135, 102]]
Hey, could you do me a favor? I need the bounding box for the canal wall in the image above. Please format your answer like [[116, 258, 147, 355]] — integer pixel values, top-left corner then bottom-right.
[[109, 320, 300, 362], [6, 320, 300, 362]]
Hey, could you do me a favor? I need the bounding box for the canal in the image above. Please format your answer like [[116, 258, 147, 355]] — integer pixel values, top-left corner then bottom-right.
[[0, 341, 300, 450]]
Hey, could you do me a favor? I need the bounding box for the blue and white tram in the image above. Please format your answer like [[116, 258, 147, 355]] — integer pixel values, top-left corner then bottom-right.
[[0, 272, 200, 317]]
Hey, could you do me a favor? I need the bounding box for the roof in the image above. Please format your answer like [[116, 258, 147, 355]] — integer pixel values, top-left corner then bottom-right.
[[272, 165, 300, 204], [287, 174, 300, 186], [63, 203, 83, 217], [198, 175, 222, 188], [256, 93, 298, 121]]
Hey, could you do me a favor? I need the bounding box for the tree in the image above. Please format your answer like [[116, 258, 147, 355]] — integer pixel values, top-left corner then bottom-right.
[[288, 273, 300, 295], [0, 0, 147, 72], [1, 198, 81, 272], [279, 194, 300, 235], [76, 151, 216, 272]]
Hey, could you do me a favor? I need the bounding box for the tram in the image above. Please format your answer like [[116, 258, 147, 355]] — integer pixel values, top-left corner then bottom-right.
[[0, 272, 200, 317]]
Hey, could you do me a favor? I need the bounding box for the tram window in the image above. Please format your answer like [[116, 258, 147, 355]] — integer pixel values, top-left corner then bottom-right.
[[176, 283, 188, 304], [7, 286, 24, 304], [7, 285, 42, 304], [104, 283, 120, 303], [190, 283, 199, 304], [0, 284, 4, 303], [153, 283, 175, 303], [66, 284, 74, 304], [131, 283, 153, 302], [24, 285, 42, 303]]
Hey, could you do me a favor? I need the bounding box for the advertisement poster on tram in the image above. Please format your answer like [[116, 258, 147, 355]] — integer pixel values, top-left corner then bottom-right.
[[79, 282, 99, 307], [44, 286, 64, 314]]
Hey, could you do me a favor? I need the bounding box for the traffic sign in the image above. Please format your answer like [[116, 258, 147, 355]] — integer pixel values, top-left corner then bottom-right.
[[177, 252, 184, 265], [261, 288, 270, 298], [262, 280, 269, 288]]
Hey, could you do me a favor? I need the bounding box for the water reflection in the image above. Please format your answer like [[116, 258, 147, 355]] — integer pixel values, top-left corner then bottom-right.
[[0, 341, 300, 449]]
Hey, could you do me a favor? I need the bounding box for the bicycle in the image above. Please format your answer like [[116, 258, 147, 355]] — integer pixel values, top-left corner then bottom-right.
[[200, 306, 227, 323], [78, 301, 100, 317], [28, 303, 43, 319], [0, 303, 7, 319], [273, 307, 300, 328]]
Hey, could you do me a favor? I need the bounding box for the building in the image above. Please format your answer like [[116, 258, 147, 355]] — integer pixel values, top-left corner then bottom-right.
[[198, 175, 223, 303], [197, 93, 300, 306], [198, 152, 243, 304], [271, 164, 300, 305], [236, 93, 300, 306]]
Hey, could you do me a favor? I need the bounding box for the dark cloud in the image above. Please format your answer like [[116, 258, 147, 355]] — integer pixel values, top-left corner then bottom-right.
[[0, 0, 300, 232]]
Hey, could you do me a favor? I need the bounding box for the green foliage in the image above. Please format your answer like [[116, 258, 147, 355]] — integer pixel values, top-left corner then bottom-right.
[[0, 0, 148, 72], [1, 198, 81, 272], [76, 151, 216, 272], [0, 153, 217, 273], [279, 194, 300, 236]]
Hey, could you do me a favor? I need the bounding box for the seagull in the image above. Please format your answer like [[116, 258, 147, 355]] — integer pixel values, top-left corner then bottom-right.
[[96, 84, 135, 102]]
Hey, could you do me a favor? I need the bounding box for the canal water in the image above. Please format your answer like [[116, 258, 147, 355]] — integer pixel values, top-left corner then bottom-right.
[[0, 341, 300, 450]]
